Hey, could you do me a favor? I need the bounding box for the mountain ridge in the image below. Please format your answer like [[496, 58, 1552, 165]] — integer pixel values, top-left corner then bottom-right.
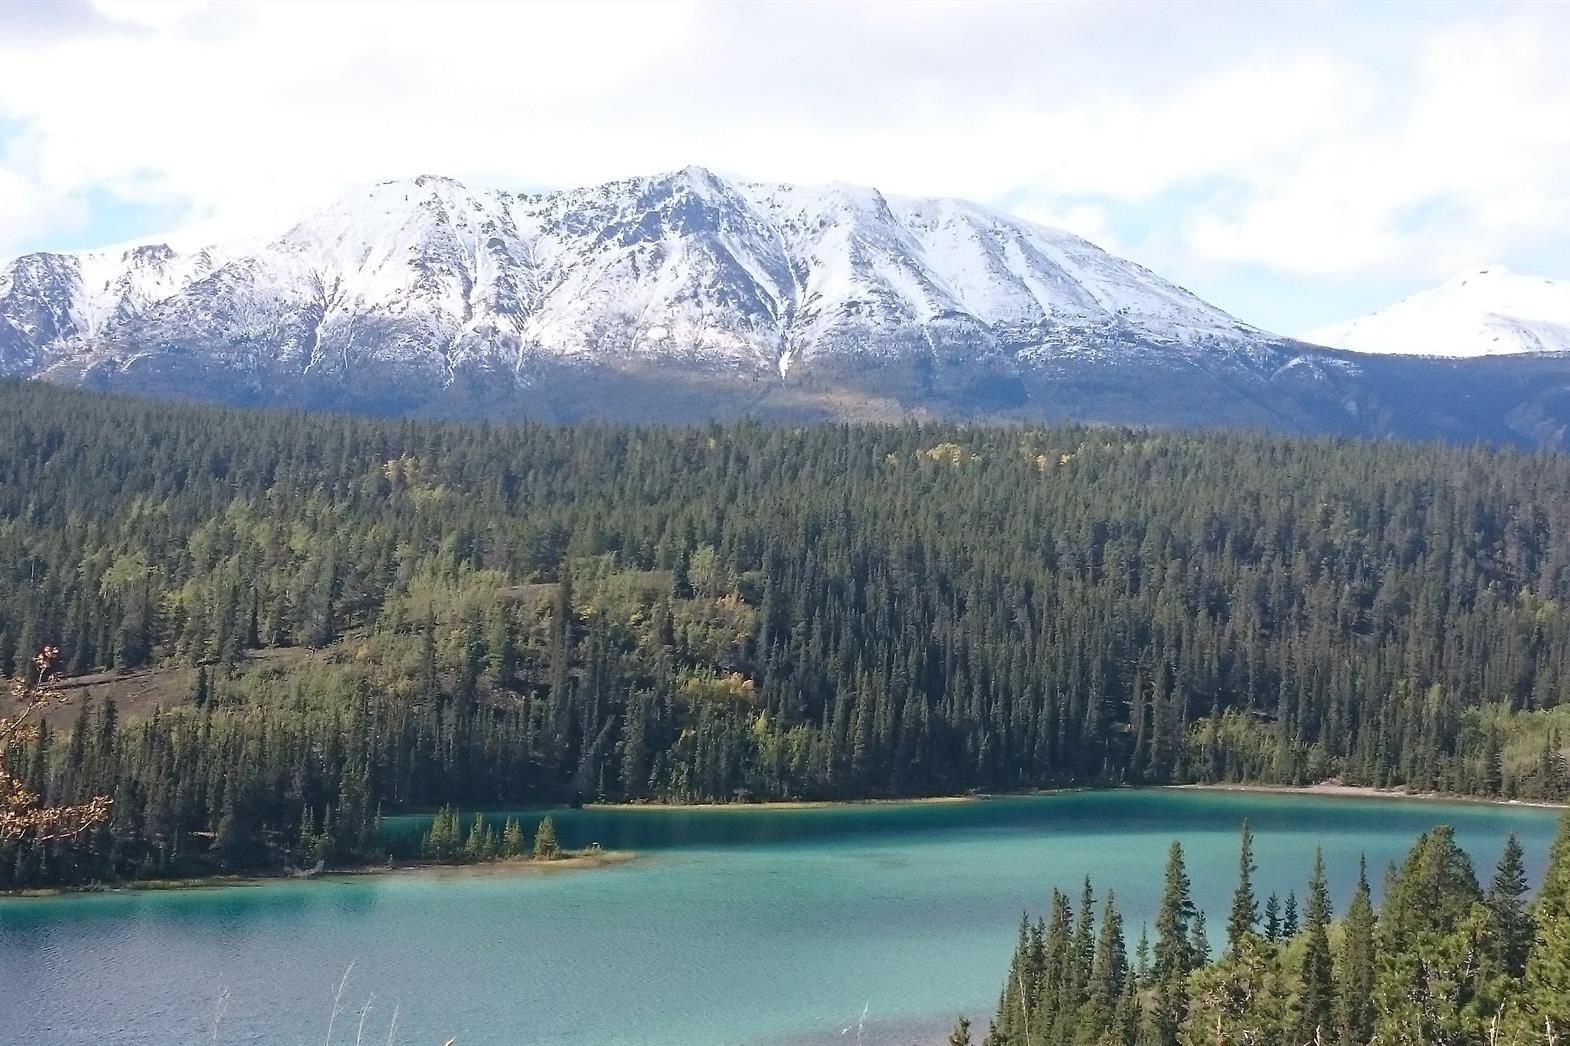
[[0, 166, 1281, 383], [4, 167, 1570, 445]]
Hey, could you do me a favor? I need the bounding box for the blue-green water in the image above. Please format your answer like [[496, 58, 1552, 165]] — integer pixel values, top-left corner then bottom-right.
[[2, 789, 1563, 1046]]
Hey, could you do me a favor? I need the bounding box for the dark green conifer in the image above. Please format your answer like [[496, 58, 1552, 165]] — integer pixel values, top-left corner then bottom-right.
[[1524, 814, 1570, 1040], [1263, 893, 1281, 941], [1482, 724, 1503, 796], [1152, 841, 1195, 1045], [1487, 833, 1532, 977], [1226, 820, 1257, 951], [1084, 889, 1127, 1027], [1336, 856, 1376, 1046], [1296, 849, 1334, 1043]]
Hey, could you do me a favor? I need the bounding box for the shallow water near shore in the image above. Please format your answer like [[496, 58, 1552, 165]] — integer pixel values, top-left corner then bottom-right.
[[3, 789, 1562, 1046]]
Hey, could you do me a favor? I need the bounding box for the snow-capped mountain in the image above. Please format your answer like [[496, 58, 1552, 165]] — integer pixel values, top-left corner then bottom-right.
[[1, 167, 1277, 387], [6, 168, 1570, 445], [1305, 267, 1570, 357]]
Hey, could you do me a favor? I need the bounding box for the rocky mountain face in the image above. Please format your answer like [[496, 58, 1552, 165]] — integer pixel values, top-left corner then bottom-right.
[[4, 168, 1570, 444], [1305, 266, 1570, 358]]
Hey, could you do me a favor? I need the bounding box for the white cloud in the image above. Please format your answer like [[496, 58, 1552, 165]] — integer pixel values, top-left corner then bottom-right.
[[1170, 12, 1570, 282], [1010, 202, 1123, 255], [0, 165, 86, 251], [0, 0, 1566, 325], [91, 0, 209, 29]]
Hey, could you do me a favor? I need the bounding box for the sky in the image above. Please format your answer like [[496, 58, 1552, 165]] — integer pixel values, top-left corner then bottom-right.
[[1, 0, 1567, 335]]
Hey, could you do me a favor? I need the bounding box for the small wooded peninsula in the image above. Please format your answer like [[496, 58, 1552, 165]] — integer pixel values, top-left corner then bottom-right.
[[1, 380, 1568, 888]]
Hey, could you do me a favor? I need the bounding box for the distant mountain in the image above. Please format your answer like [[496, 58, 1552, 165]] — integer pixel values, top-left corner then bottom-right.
[[1305, 266, 1570, 357], [4, 169, 1570, 444], [0, 168, 1273, 377]]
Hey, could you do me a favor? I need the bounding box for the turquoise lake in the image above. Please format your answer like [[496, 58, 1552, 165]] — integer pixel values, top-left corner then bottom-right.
[[3, 789, 1563, 1046]]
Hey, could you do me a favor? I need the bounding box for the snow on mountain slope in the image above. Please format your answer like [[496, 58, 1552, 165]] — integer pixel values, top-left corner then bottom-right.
[[515, 167, 798, 369], [886, 195, 1253, 342], [738, 180, 989, 367], [2, 166, 1283, 385], [1305, 267, 1570, 357], [0, 244, 226, 372]]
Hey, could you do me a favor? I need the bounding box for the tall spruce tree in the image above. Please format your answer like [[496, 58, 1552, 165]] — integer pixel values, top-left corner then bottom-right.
[[1084, 889, 1128, 1037], [1226, 820, 1258, 951], [1523, 814, 1570, 1041], [1153, 841, 1197, 1046], [1336, 856, 1376, 1046], [1296, 849, 1335, 1044], [1487, 833, 1533, 978]]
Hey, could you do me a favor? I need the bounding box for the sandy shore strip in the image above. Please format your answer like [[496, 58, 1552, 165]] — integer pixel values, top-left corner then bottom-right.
[[1, 849, 636, 898], [375, 849, 638, 881], [1172, 781, 1566, 810], [588, 794, 983, 812]]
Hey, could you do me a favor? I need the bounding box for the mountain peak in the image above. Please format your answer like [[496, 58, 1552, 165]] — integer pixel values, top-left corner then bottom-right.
[[1447, 264, 1516, 285], [672, 163, 721, 182], [1305, 267, 1570, 357]]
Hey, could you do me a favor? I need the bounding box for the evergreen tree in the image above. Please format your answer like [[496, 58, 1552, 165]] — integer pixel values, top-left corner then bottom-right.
[[971, 830, 1564, 1046], [422, 806, 461, 862], [1372, 827, 1499, 1046], [1180, 934, 1287, 1046], [1487, 833, 1532, 978], [1084, 890, 1128, 1034], [1190, 910, 1210, 968], [1523, 814, 1570, 1041], [532, 815, 562, 860], [1226, 820, 1257, 951], [501, 817, 524, 858], [1336, 857, 1376, 1046], [1482, 725, 1503, 797], [464, 813, 493, 861], [210, 781, 243, 868], [1152, 841, 1197, 1045], [1296, 849, 1334, 1044], [1263, 893, 1281, 942]]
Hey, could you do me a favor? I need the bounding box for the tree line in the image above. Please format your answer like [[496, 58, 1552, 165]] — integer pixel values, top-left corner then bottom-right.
[[2, 380, 1569, 885], [965, 815, 1570, 1046]]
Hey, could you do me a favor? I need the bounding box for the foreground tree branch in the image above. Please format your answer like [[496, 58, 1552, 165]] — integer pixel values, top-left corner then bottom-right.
[[1, 647, 111, 841]]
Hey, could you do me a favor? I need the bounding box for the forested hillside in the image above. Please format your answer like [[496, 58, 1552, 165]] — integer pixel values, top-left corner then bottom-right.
[[2, 381, 1568, 885]]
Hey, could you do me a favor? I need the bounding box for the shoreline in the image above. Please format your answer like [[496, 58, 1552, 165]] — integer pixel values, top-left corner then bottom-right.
[[9, 782, 1561, 898], [1171, 781, 1567, 810], [587, 794, 984, 812], [0, 849, 636, 899], [589, 779, 1569, 814]]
